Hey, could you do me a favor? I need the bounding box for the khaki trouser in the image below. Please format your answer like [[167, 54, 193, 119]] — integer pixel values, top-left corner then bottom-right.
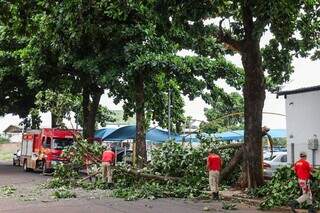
[[102, 162, 113, 183], [296, 179, 312, 205], [209, 170, 220, 193]]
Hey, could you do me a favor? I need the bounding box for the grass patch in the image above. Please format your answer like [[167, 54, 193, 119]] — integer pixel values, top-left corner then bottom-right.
[[0, 136, 10, 144], [0, 150, 12, 161]]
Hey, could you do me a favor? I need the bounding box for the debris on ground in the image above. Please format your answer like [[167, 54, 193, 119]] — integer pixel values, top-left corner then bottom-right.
[[0, 185, 16, 197], [45, 138, 241, 201]]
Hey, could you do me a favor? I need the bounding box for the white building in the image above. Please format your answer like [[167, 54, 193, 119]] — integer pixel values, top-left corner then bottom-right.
[[3, 125, 23, 143], [278, 85, 320, 167]]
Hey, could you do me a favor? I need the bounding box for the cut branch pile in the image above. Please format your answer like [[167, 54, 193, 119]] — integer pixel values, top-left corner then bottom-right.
[[47, 138, 242, 200]]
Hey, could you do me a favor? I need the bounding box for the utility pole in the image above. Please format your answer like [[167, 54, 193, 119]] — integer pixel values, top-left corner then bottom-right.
[[168, 88, 171, 140]]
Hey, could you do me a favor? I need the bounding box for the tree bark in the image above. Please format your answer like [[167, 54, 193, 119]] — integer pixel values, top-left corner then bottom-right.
[[88, 91, 102, 141], [51, 113, 58, 128], [135, 71, 147, 168], [82, 88, 90, 139], [237, 0, 266, 189], [82, 88, 103, 141], [241, 38, 266, 188]]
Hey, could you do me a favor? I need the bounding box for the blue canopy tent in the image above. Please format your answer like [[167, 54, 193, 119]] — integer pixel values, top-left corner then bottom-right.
[[179, 129, 286, 143], [213, 130, 244, 141], [98, 125, 181, 143], [146, 128, 182, 142], [95, 128, 117, 140], [213, 129, 286, 141]]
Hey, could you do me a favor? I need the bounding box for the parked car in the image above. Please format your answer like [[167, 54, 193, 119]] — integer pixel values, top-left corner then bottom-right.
[[263, 152, 287, 178], [116, 149, 133, 164], [13, 149, 21, 166]]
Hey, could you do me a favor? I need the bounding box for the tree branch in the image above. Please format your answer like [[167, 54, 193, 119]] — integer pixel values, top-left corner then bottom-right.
[[241, 0, 254, 40], [218, 143, 243, 150], [217, 19, 242, 52], [220, 145, 244, 181]]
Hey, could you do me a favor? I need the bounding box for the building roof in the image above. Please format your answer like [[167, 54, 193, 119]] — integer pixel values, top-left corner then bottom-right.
[[277, 85, 320, 97], [3, 125, 22, 133]]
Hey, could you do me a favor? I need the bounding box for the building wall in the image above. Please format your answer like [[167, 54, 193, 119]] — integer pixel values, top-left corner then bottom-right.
[[286, 91, 320, 166], [4, 133, 22, 143]]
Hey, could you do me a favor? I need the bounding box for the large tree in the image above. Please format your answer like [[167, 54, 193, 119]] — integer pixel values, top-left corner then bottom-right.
[[2, 0, 243, 169], [102, 1, 242, 166], [12, 0, 125, 139], [157, 0, 318, 188], [0, 4, 36, 119]]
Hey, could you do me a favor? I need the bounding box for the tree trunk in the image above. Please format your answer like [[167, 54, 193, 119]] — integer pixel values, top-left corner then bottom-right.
[[51, 113, 58, 128], [87, 91, 102, 141], [82, 88, 90, 139], [135, 71, 147, 168], [31, 113, 41, 129], [82, 87, 102, 141], [241, 39, 266, 189]]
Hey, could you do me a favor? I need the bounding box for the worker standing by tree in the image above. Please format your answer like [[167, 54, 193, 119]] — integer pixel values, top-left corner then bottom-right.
[[207, 150, 222, 200], [289, 152, 315, 213], [102, 146, 115, 187]]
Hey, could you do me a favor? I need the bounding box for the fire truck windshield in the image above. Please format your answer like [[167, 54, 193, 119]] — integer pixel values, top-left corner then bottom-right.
[[52, 138, 74, 150]]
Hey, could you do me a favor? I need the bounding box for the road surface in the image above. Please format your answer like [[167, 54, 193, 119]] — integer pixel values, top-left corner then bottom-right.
[[0, 161, 287, 213]]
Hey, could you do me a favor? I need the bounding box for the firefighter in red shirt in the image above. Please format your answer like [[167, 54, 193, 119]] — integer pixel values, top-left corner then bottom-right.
[[207, 150, 222, 200], [101, 147, 115, 186], [289, 151, 315, 213]]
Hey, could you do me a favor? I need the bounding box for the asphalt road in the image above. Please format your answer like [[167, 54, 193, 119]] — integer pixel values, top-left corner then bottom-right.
[[0, 160, 48, 186], [0, 161, 287, 213]]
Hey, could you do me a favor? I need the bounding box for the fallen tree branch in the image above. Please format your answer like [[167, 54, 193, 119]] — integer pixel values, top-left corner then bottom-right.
[[218, 143, 243, 150], [220, 145, 244, 181], [79, 171, 100, 182], [126, 169, 181, 181]]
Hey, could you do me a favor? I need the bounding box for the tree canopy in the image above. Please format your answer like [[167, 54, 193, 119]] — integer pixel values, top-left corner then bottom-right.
[[0, 0, 318, 186], [200, 92, 244, 133], [156, 0, 319, 188]]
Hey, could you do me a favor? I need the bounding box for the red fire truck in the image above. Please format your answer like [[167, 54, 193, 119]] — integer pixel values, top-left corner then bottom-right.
[[20, 128, 76, 173]]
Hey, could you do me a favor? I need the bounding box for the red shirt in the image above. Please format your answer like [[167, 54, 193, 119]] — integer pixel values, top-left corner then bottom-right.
[[102, 150, 115, 163], [207, 154, 221, 171], [294, 159, 312, 180]]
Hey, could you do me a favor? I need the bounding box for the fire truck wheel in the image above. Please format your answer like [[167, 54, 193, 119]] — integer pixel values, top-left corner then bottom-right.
[[23, 160, 31, 172], [42, 161, 48, 174]]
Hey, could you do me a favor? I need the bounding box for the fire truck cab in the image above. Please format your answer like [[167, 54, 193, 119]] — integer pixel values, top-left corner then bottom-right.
[[20, 128, 75, 173]]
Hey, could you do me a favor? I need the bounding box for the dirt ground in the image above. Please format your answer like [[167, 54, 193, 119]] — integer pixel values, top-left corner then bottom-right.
[[0, 143, 20, 161], [0, 160, 288, 213]]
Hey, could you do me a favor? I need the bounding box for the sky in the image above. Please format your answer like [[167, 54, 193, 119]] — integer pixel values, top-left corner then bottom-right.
[[1, 40, 319, 132]]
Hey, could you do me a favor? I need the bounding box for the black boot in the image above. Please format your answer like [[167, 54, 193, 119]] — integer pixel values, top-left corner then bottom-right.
[[216, 192, 220, 200], [308, 205, 316, 213], [212, 192, 219, 200], [107, 182, 114, 189], [288, 200, 299, 213]]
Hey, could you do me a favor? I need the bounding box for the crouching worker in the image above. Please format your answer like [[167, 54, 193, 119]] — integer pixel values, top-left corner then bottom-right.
[[207, 150, 222, 200], [289, 151, 315, 213], [102, 146, 115, 187]]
